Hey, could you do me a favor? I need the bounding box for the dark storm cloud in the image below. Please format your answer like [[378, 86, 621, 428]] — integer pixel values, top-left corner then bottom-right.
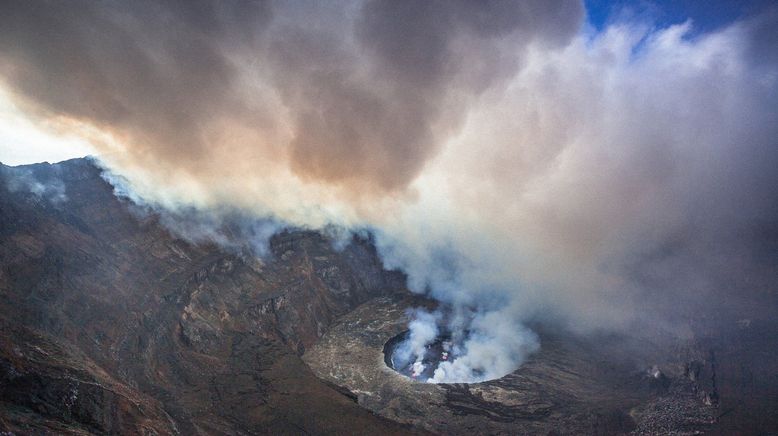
[[0, 0, 584, 194], [0, 0, 272, 165], [268, 0, 584, 191]]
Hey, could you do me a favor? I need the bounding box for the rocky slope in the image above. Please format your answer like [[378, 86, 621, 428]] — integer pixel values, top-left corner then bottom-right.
[[0, 158, 419, 434], [1, 158, 777, 435]]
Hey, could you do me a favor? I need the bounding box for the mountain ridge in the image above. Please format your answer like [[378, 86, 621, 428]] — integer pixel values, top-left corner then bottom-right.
[[0, 157, 420, 434]]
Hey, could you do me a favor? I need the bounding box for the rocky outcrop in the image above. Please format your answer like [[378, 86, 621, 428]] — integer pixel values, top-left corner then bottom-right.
[[0, 320, 177, 435], [0, 158, 416, 434]]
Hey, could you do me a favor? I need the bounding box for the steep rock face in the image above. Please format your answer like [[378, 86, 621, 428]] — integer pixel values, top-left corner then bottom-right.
[[0, 158, 416, 434], [0, 320, 177, 435]]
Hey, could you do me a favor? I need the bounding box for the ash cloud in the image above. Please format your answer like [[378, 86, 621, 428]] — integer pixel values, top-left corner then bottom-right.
[[380, 6, 778, 337], [2, 1, 778, 382], [376, 5, 778, 381], [0, 0, 581, 197]]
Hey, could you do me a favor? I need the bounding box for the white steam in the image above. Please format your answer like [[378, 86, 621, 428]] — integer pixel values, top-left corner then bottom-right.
[[430, 311, 539, 383], [100, 163, 285, 258], [393, 307, 540, 383], [384, 15, 778, 382], [391, 309, 440, 378]]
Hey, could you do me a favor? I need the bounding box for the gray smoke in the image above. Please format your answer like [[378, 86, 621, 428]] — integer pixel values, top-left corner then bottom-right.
[[380, 5, 778, 381], [99, 163, 284, 258], [4, 166, 67, 204], [0, 0, 582, 196]]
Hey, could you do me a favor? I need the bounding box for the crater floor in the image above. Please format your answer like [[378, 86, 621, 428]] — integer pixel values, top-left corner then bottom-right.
[[303, 295, 719, 434]]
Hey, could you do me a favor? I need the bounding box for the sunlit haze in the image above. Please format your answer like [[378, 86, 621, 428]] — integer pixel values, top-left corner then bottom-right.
[[0, 87, 94, 165]]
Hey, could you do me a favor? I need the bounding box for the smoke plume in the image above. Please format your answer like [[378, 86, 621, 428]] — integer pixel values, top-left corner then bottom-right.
[[3, 165, 67, 205], [1, 1, 777, 382]]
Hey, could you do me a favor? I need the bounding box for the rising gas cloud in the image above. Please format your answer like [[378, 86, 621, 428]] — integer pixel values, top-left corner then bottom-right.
[[1, 1, 776, 382]]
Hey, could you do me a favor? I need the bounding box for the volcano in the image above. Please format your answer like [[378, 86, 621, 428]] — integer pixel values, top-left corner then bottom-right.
[[2, 158, 778, 434]]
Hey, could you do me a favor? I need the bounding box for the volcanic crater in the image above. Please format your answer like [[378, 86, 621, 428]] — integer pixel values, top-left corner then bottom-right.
[[3, 159, 770, 434], [303, 295, 722, 434]]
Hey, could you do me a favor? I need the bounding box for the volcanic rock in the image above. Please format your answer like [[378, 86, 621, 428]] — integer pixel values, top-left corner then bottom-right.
[[0, 158, 418, 434], [1, 158, 777, 434]]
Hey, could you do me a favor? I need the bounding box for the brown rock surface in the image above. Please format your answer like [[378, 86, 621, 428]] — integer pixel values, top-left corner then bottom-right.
[[0, 159, 420, 434]]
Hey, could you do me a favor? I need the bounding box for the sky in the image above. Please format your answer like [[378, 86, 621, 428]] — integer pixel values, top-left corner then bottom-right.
[[585, 0, 773, 32], [0, 0, 776, 382], [0, 88, 94, 165]]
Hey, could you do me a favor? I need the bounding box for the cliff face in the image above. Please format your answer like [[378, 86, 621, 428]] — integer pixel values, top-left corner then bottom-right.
[[0, 158, 415, 434]]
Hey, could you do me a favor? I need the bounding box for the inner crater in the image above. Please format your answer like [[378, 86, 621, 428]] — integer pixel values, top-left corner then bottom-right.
[[383, 330, 464, 383]]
